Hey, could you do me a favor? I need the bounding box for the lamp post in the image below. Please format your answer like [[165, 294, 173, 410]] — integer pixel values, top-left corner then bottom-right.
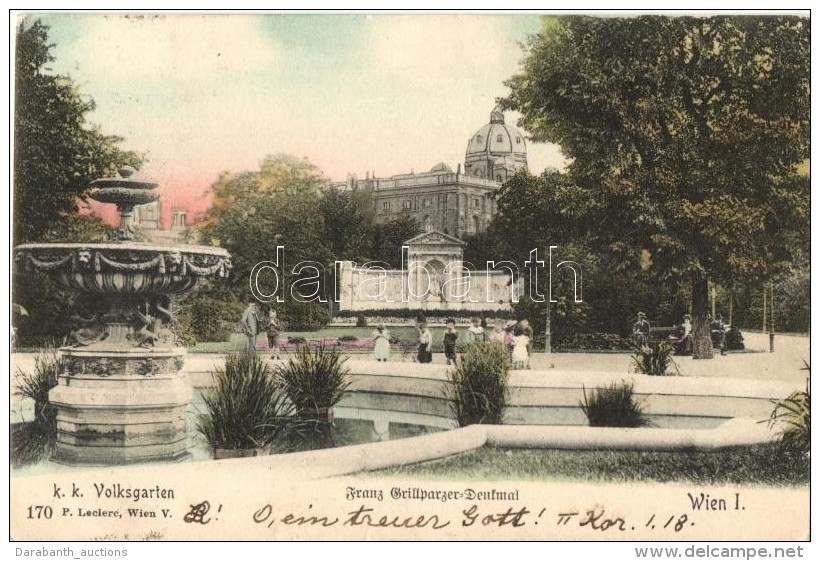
[[544, 302, 552, 354], [769, 282, 775, 353]]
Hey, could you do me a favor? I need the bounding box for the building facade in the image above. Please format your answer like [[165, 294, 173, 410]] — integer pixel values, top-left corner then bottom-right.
[[333, 107, 528, 239]]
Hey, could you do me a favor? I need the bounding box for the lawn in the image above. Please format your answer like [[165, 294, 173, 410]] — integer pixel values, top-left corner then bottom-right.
[[368, 443, 810, 486]]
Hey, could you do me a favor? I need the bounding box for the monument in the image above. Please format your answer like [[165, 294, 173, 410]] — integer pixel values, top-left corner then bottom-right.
[[14, 167, 232, 464], [338, 230, 521, 313]]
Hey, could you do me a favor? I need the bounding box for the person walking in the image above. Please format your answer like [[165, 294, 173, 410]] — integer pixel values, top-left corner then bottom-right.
[[240, 301, 261, 353]]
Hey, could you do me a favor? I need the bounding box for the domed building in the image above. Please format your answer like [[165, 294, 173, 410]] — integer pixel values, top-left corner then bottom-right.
[[464, 106, 528, 182], [333, 107, 528, 238]]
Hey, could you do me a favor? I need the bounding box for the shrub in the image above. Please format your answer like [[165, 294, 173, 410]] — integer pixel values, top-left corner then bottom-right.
[[177, 296, 245, 344], [275, 345, 351, 419], [288, 336, 307, 345], [446, 341, 511, 426], [196, 352, 293, 451], [17, 349, 61, 421], [355, 315, 368, 327], [550, 332, 633, 352], [12, 349, 61, 465], [281, 301, 330, 331], [631, 341, 679, 376], [338, 335, 358, 342], [581, 381, 650, 428], [335, 308, 514, 320], [768, 369, 810, 456], [724, 327, 745, 351]]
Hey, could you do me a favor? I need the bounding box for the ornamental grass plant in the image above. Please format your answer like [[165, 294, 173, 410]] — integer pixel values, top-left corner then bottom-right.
[[12, 349, 61, 466], [196, 352, 293, 451], [16, 349, 61, 421], [767, 363, 810, 456], [631, 341, 679, 376], [446, 340, 511, 426], [274, 345, 351, 419], [581, 381, 650, 428]]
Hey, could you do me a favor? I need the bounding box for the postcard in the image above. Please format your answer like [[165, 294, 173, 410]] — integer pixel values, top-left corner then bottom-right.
[[9, 11, 811, 549]]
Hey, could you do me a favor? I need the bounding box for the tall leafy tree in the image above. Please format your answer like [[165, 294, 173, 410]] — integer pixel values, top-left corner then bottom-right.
[[13, 19, 141, 244], [371, 213, 421, 269], [199, 153, 329, 229], [317, 188, 373, 263], [503, 16, 809, 358]]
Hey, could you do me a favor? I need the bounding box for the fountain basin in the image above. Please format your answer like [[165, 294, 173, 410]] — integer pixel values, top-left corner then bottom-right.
[[15, 242, 231, 295]]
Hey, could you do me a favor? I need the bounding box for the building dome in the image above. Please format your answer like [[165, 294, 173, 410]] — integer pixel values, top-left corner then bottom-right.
[[464, 106, 528, 182]]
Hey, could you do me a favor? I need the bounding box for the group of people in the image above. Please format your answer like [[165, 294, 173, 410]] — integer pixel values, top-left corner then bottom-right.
[[632, 311, 729, 356], [239, 301, 281, 358], [409, 317, 534, 369]]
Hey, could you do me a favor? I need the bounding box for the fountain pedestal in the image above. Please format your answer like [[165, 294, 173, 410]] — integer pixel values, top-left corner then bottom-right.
[[52, 346, 190, 464]]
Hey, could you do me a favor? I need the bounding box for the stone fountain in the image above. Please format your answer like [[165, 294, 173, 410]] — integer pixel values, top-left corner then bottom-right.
[[14, 167, 231, 464]]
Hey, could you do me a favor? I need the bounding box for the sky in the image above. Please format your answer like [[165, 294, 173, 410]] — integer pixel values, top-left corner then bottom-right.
[[23, 12, 568, 227]]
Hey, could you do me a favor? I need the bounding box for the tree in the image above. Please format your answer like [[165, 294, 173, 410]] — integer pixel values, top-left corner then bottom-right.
[[13, 19, 142, 244], [199, 153, 329, 229], [503, 16, 809, 358], [13, 214, 117, 345], [198, 154, 341, 330], [317, 188, 373, 263], [370, 213, 421, 269]]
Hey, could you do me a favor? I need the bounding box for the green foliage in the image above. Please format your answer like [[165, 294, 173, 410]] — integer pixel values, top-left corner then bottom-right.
[[318, 187, 374, 263], [551, 332, 633, 352], [581, 381, 650, 428], [12, 349, 61, 466], [14, 19, 142, 244], [275, 345, 351, 418], [370, 213, 422, 269], [446, 341, 511, 426], [39, 213, 115, 243], [279, 300, 330, 332], [196, 352, 293, 450], [503, 16, 809, 358], [631, 341, 679, 376], [377, 443, 809, 486], [336, 308, 513, 320], [16, 349, 61, 421], [176, 296, 245, 344], [197, 153, 423, 308], [768, 367, 810, 456], [200, 154, 329, 229]]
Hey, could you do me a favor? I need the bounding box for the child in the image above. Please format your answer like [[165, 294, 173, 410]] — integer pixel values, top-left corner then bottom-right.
[[511, 325, 530, 369], [465, 317, 485, 343], [443, 318, 458, 366], [417, 322, 433, 364], [503, 320, 516, 358], [373, 324, 390, 362]]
